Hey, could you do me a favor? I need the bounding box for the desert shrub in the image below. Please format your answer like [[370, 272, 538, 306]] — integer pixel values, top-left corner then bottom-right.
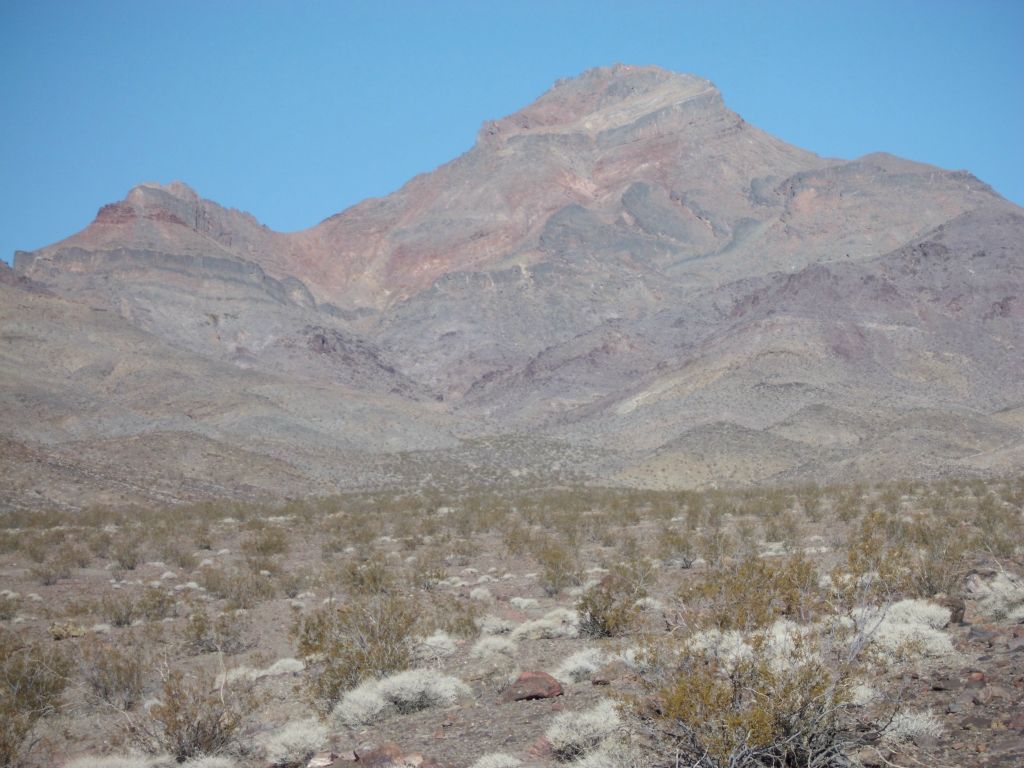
[[137, 588, 177, 622], [577, 570, 642, 638], [656, 525, 696, 568], [546, 700, 621, 761], [112, 536, 142, 571], [78, 635, 145, 710], [162, 542, 199, 571], [408, 550, 447, 591], [260, 718, 327, 768], [241, 525, 289, 558], [0, 593, 20, 621], [902, 517, 970, 598], [336, 558, 395, 596], [534, 539, 581, 596], [470, 636, 517, 660], [964, 570, 1024, 620], [424, 594, 479, 639], [698, 528, 734, 566], [182, 608, 250, 655], [682, 553, 823, 632], [880, 709, 943, 745], [646, 641, 858, 768], [974, 494, 1022, 557], [100, 592, 139, 628], [130, 669, 259, 762], [30, 557, 70, 586], [511, 608, 579, 640], [294, 594, 418, 714], [331, 668, 468, 726], [58, 542, 93, 569], [502, 520, 532, 557], [199, 567, 275, 609], [832, 511, 909, 610], [553, 648, 606, 683], [0, 628, 70, 768], [469, 755, 522, 768]]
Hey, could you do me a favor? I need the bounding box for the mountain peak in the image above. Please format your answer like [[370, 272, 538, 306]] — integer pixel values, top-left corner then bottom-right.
[[478, 64, 722, 145]]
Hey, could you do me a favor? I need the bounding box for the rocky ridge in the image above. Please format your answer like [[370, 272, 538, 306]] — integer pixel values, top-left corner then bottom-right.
[[5, 64, 1024, 507]]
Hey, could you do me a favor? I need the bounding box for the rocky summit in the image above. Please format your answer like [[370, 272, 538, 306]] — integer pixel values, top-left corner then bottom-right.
[[5, 64, 1023, 509]]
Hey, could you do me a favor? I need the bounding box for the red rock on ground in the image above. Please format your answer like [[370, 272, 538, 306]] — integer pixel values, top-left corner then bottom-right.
[[501, 671, 564, 702]]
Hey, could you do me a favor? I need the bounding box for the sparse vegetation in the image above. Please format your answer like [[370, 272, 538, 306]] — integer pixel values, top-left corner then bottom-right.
[[0, 476, 1019, 766]]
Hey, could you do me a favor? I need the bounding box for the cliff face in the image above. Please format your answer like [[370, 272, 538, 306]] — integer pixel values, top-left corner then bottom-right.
[[7, 65, 1024, 507]]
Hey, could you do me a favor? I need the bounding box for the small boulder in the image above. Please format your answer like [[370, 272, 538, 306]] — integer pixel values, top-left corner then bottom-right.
[[354, 743, 404, 767], [501, 671, 563, 702]]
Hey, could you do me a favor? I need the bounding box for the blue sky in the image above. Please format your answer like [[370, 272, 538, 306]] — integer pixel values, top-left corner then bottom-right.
[[1, 0, 1022, 266]]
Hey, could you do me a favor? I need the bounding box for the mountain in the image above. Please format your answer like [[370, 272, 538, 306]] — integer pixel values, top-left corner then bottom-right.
[[6, 65, 1023, 508]]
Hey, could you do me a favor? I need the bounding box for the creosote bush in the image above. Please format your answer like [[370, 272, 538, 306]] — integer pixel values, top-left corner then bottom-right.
[[294, 594, 419, 714], [78, 635, 146, 710], [0, 628, 70, 768], [130, 668, 260, 762], [533, 539, 580, 596], [648, 642, 857, 767], [182, 608, 250, 655]]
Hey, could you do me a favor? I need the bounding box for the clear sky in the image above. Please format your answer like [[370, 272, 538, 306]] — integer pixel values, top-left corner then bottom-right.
[[1, 0, 1022, 266]]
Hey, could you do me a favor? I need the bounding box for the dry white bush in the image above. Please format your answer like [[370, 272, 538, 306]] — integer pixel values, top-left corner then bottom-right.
[[216, 657, 304, 686], [261, 718, 327, 767], [857, 600, 956, 660], [850, 683, 881, 707], [553, 648, 606, 683], [685, 629, 753, 668], [509, 597, 538, 610], [331, 680, 386, 726], [470, 635, 518, 660], [511, 608, 579, 640], [65, 750, 237, 768], [545, 700, 621, 761], [575, 740, 646, 768], [881, 710, 944, 744], [468, 754, 522, 768], [332, 669, 469, 726], [477, 614, 515, 635], [65, 757, 173, 768], [965, 570, 1024, 620], [183, 758, 236, 768], [686, 621, 824, 674], [885, 599, 951, 630], [413, 629, 457, 664], [633, 596, 664, 612], [470, 587, 494, 602]]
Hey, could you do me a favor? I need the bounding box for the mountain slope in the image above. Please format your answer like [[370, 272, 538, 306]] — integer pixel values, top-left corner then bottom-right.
[[7, 64, 1023, 506]]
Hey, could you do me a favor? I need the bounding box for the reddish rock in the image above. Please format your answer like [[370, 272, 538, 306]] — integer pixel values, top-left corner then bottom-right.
[[501, 671, 563, 702], [966, 671, 987, 688], [934, 593, 965, 625], [353, 743, 404, 767], [527, 737, 553, 759], [973, 684, 1012, 705]]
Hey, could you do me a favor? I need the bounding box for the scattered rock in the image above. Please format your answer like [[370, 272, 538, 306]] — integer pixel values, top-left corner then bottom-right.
[[934, 593, 966, 625], [354, 743, 404, 767], [966, 670, 987, 688], [501, 671, 563, 702]]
